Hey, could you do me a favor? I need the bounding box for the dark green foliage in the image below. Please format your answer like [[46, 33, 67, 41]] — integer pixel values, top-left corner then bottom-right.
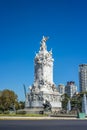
[[16, 110, 26, 114], [0, 89, 25, 113], [71, 94, 82, 112], [61, 94, 70, 110], [0, 89, 18, 111], [4, 110, 9, 114], [18, 101, 25, 109], [62, 92, 87, 112], [0, 111, 3, 114]]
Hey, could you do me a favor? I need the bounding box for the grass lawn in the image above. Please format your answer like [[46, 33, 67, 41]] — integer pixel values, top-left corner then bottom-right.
[[0, 113, 48, 117]]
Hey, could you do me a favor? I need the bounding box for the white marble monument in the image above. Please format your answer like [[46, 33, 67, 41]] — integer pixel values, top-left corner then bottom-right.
[[25, 36, 61, 110]]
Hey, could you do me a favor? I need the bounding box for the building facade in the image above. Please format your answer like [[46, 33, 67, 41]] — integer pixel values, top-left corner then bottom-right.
[[25, 36, 61, 110], [65, 81, 77, 98], [58, 84, 65, 95], [79, 64, 87, 92]]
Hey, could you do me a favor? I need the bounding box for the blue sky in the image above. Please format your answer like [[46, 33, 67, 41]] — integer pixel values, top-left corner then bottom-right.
[[0, 0, 87, 101]]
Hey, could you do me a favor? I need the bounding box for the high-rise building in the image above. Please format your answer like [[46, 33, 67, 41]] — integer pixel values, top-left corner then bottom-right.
[[79, 64, 87, 92], [65, 81, 77, 98], [58, 84, 65, 95]]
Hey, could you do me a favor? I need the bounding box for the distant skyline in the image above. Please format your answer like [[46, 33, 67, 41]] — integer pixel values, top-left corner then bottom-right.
[[0, 0, 87, 101]]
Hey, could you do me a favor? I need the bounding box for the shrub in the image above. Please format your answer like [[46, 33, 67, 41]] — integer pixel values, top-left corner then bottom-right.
[[4, 110, 9, 114], [16, 110, 26, 114], [0, 111, 3, 114]]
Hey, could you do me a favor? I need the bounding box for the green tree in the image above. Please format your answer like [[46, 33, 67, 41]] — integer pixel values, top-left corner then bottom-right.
[[0, 89, 18, 111], [61, 94, 70, 110], [61, 92, 87, 112], [18, 101, 25, 109], [70, 92, 85, 112]]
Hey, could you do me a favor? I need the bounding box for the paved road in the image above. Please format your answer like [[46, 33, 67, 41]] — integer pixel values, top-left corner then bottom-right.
[[0, 120, 87, 130]]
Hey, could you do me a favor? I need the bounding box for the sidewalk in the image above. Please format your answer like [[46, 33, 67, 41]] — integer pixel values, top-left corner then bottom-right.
[[0, 116, 86, 120]]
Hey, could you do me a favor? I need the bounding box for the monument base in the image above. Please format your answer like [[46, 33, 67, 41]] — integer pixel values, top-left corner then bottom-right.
[[24, 108, 43, 114], [24, 107, 61, 114]]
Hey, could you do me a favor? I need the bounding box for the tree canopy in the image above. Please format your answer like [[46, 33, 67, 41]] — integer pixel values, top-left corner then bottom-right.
[[0, 89, 18, 111]]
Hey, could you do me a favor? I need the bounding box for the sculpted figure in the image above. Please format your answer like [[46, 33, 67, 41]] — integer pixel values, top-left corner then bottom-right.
[[40, 36, 49, 51], [43, 99, 52, 111], [41, 36, 49, 43]]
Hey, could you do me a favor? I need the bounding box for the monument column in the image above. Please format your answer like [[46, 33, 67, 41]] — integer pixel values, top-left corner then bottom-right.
[[34, 36, 54, 86]]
